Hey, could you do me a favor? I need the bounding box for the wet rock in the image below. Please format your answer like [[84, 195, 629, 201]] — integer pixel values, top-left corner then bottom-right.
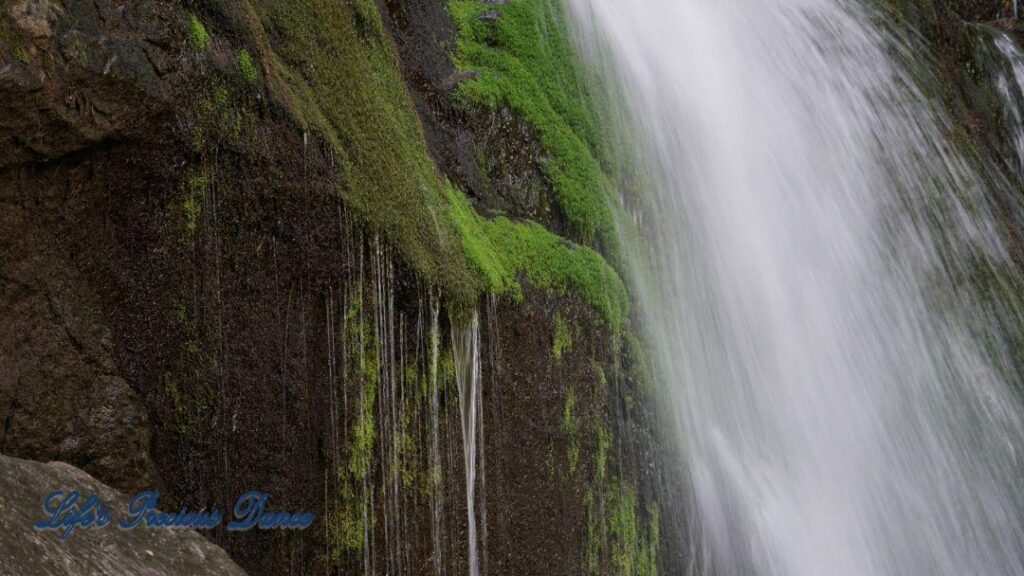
[[8, 0, 61, 40], [0, 195, 156, 492], [0, 453, 245, 575], [379, 0, 567, 235], [0, 0, 186, 167]]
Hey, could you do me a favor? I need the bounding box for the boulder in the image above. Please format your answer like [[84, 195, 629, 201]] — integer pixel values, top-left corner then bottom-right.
[[0, 453, 245, 575]]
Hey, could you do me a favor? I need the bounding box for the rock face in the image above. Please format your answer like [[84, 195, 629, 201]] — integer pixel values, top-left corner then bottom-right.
[[0, 0, 184, 167], [0, 0, 682, 575], [0, 0, 173, 492], [0, 453, 245, 575]]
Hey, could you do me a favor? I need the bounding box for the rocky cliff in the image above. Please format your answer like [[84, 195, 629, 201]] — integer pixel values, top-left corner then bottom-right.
[[0, 0, 683, 574]]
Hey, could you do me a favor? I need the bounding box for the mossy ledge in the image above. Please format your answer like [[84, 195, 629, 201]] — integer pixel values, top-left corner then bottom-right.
[[448, 185, 628, 327], [214, 0, 478, 306], [449, 0, 621, 256], [198, 0, 628, 324]]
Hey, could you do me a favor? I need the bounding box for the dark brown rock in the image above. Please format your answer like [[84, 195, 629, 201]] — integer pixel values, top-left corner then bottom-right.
[[0, 0, 185, 167]]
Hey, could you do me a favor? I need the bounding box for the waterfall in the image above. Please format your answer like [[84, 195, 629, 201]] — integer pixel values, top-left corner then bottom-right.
[[567, 0, 1024, 575], [982, 30, 1024, 182], [452, 312, 482, 576]]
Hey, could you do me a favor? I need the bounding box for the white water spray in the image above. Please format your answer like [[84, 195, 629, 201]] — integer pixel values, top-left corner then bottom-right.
[[568, 0, 1024, 574]]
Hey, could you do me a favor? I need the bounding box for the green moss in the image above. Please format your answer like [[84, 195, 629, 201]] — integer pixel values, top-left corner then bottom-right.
[[191, 80, 246, 150], [331, 291, 380, 558], [595, 424, 610, 483], [13, 45, 28, 64], [192, 0, 633, 321], [644, 505, 660, 576], [348, 295, 379, 479], [553, 312, 573, 359], [181, 168, 208, 242], [449, 0, 618, 253], [608, 485, 659, 576], [241, 0, 479, 305], [211, 83, 228, 107], [163, 300, 213, 437], [591, 359, 608, 393], [448, 185, 628, 327], [562, 387, 579, 473], [237, 49, 258, 84], [625, 331, 653, 391], [188, 14, 210, 52], [584, 473, 659, 576]]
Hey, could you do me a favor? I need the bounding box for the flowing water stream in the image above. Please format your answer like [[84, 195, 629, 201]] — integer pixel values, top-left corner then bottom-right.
[[979, 27, 1024, 183], [567, 0, 1024, 574], [452, 312, 483, 576]]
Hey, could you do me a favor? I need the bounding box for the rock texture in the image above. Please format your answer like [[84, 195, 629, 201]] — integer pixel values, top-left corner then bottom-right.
[[0, 0, 184, 167], [0, 0, 177, 492], [0, 453, 245, 575], [0, 0, 683, 574]]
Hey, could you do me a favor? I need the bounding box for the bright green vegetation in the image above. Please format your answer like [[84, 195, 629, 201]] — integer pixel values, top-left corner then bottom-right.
[[449, 0, 619, 254], [188, 15, 210, 52], [191, 80, 242, 151], [584, 475, 660, 575], [553, 312, 573, 359], [606, 484, 660, 576], [189, 0, 631, 321], [236, 0, 479, 305], [448, 186, 628, 327], [237, 49, 258, 84], [447, 0, 650, 324]]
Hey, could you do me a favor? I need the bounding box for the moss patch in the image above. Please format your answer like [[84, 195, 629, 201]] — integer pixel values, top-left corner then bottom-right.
[[181, 167, 208, 242], [562, 386, 580, 473], [331, 292, 379, 558], [238, 0, 479, 305], [449, 0, 618, 253], [448, 185, 628, 327], [237, 49, 258, 84], [194, 0, 630, 321], [188, 14, 210, 52], [608, 484, 659, 576], [553, 312, 573, 359]]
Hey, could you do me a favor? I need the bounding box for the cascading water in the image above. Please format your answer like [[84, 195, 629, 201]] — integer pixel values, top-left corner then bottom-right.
[[452, 312, 482, 576], [978, 28, 1024, 182], [567, 0, 1024, 574]]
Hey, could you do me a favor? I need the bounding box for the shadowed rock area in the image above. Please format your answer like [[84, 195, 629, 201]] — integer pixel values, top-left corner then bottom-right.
[[0, 453, 245, 575]]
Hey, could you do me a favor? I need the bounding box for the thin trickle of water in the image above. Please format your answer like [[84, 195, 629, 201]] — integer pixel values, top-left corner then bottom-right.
[[429, 295, 446, 576], [480, 296, 501, 576], [568, 0, 1024, 574], [452, 312, 482, 576]]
